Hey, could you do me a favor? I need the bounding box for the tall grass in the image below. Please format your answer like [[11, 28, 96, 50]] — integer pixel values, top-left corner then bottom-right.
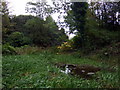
[[2, 51, 119, 88], [15, 45, 44, 55], [0, 44, 2, 89]]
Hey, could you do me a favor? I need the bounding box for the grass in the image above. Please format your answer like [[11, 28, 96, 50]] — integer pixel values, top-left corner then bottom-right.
[[15, 45, 44, 55], [2, 50, 119, 88], [0, 44, 2, 88]]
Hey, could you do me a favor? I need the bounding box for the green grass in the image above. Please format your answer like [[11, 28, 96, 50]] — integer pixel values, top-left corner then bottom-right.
[[0, 44, 2, 88], [2, 51, 119, 88]]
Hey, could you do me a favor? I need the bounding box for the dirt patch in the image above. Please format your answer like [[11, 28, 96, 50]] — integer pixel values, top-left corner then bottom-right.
[[54, 62, 101, 79]]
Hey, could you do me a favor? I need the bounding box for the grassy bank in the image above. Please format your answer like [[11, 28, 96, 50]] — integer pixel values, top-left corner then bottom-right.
[[2, 50, 119, 88]]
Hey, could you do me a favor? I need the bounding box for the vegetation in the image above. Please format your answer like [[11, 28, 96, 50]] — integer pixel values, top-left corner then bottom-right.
[[1, 0, 120, 89], [2, 1, 68, 48], [2, 50, 119, 88], [2, 44, 16, 55]]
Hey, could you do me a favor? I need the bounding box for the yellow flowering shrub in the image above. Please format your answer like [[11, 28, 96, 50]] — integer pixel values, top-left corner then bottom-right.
[[57, 42, 72, 51]]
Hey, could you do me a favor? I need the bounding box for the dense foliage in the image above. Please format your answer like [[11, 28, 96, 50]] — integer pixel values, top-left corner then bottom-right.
[[2, 1, 68, 55], [1, 0, 119, 56], [90, 2, 120, 30], [64, 1, 120, 52]]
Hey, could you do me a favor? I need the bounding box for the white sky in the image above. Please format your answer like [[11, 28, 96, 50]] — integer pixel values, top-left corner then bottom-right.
[[7, 0, 33, 15], [7, 0, 55, 15]]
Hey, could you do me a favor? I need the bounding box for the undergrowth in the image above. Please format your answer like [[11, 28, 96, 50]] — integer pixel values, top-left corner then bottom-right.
[[2, 50, 119, 88]]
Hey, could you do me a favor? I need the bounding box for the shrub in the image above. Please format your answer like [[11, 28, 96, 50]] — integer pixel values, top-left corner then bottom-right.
[[70, 35, 83, 49], [2, 44, 16, 55], [8, 32, 32, 47], [86, 29, 119, 48], [57, 42, 73, 52]]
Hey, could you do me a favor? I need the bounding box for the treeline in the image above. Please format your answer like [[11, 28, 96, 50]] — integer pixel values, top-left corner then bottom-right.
[[2, 1, 68, 54], [1, 1, 120, 55], [48, 1, 119, 53], [90, 2, 120, 30]]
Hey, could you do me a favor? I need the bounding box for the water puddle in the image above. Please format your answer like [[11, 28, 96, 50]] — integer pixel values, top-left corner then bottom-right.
[[54, 63, 101, 79]]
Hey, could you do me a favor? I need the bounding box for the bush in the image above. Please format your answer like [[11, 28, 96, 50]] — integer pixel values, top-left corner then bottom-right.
[[70, 35, 83, 49], [64, 29, 120, 54], [57, 42, 73, 52], [84, 29, 120, 51], [2, 44, 16, 55], [8, 32, 32, 47]]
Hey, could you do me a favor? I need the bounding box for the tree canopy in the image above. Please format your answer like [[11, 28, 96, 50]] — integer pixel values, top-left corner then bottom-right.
[[2, 0, 120, 53]]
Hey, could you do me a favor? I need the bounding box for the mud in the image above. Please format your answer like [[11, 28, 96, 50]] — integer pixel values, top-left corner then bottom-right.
[[54, 62, 101, 79]]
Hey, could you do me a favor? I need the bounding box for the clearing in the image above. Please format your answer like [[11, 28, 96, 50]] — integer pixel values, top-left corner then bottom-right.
[[2, 50, 119, 88]]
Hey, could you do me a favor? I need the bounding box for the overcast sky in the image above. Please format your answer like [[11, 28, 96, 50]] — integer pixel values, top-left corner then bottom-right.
[[7, 0, 34, 15], [7, 0, 56, 15]]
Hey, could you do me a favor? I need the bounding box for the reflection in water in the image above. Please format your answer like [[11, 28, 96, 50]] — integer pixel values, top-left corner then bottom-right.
[[55, 63, 101, 79], [60, 65, 71, 74]]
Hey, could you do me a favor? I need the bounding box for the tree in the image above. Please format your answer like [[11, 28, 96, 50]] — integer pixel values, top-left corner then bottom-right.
[[45, 16, 58, 32], [8, 32, 31, 47], [24, 17, 45, 46], [90, 1, 120, 30], [24, 16, 68, 47], [25, 1, 69, 46], [26, 2, 53, 19], [44, 16, 68, 45], [65, 2, 88, 48], [2, 1, 10, 28], [10, 15, 35, 33], [1, 1, 11, 44]]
